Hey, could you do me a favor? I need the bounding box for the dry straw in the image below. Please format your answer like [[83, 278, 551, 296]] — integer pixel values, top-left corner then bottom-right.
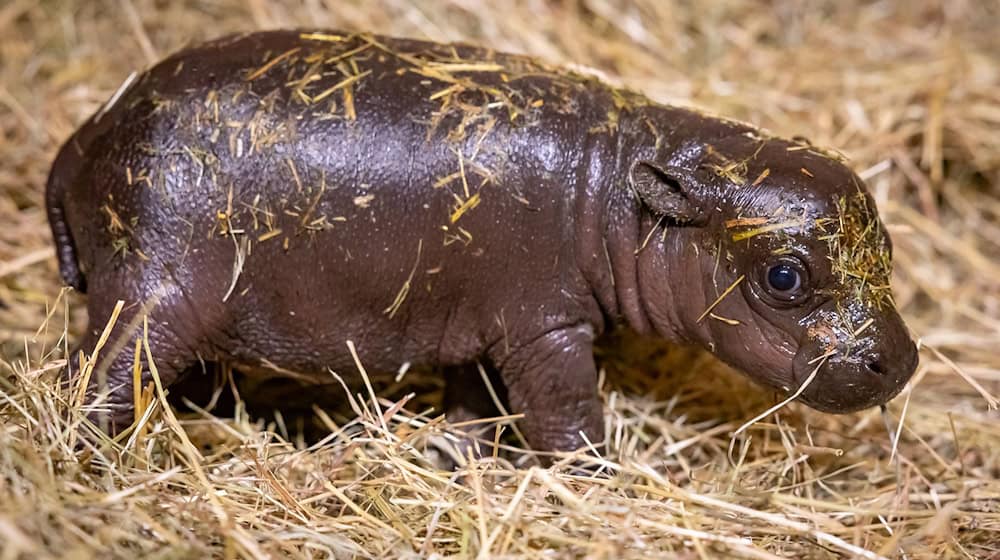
[[2, 0, 999, 558]]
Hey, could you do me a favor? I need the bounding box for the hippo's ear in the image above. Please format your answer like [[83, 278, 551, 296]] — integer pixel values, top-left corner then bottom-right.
[[629, 161, 707, 225]]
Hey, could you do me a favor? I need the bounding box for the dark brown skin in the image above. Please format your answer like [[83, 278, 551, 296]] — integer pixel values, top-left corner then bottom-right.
[[46, 30, 918, 454]]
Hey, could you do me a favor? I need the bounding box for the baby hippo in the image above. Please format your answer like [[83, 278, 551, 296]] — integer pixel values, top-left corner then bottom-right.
[[46, 30, 918, 453]]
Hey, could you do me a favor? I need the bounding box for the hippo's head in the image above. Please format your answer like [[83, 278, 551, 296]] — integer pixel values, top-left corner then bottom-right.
[[631, 131, 918, 413]]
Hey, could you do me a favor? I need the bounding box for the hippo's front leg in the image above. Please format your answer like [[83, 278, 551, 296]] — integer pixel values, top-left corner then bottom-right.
[[491, 324, 605, 455]]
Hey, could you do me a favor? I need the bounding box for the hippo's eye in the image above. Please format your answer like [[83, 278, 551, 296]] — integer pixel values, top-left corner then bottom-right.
[[767, 265, 800, 293], [762, 258, 809, 303]]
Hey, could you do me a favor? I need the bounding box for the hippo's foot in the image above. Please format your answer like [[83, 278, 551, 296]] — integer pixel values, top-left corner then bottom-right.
[[490, 324, 607, 464], [64, 286, 211, 437]]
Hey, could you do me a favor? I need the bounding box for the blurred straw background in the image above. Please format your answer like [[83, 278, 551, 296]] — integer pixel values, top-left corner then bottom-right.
[[1, 0, 998, 558]]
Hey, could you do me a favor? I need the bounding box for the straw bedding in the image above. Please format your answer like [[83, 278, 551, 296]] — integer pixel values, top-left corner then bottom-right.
[[1, 1, 998, 557]]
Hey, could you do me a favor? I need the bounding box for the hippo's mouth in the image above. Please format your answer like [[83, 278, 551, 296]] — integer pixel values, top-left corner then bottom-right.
[[790, 338, 917, 414]]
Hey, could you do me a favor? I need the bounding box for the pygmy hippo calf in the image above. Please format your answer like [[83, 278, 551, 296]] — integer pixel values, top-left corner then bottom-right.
[[47, 30, 918, 453]]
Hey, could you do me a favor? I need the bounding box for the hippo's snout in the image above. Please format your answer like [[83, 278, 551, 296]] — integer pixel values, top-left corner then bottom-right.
[[793, 306, 918, 414]]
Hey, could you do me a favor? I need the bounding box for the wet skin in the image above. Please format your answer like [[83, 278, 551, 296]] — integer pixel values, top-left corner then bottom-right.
[[46, 30, 918, 453]]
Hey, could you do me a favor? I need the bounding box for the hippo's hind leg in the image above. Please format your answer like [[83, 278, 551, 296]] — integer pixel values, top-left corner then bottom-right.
[[67, 275, 218, 434], [489, 324, 606, 457]]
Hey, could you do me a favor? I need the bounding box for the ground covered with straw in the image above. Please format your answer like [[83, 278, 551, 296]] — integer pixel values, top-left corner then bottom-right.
[[2, 1, 999, 558]]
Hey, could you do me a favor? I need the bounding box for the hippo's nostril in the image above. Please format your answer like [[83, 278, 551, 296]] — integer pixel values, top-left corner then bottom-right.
[[866, 359, 886, 376]]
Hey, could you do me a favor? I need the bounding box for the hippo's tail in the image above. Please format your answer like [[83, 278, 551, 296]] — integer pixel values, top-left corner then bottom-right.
[[45, 132, 88, 293]]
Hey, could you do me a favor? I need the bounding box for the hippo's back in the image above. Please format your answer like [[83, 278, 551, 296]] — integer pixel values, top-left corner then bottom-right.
[[59, 30, 630, 373]]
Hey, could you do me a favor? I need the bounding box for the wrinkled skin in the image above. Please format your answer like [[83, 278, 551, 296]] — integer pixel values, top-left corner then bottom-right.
[[46, 30, 918, 454]]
